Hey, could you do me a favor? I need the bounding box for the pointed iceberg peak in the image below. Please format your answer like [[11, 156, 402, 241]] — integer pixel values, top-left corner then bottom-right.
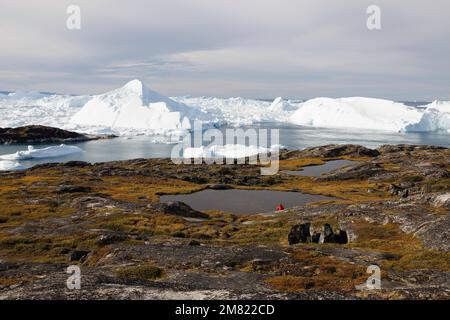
[[122, 79, 146, 94], [117, 79, 171, 106], [71, 79, 199, 133]]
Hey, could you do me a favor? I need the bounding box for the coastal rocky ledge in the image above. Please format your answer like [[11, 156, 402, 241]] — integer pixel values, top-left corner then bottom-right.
[[0, 125, 114, 144], [0, 144, 448, 300]]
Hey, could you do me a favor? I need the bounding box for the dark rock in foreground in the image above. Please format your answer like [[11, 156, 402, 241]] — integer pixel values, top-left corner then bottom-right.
[[320, 224, 348, 244], [152, 201, 210, 219], [68, 250, 90, 262], [288, 223, 311, 245], [289, 223, 348, 245], [0, 125, 113, 144], [56, 184, 92, 194]]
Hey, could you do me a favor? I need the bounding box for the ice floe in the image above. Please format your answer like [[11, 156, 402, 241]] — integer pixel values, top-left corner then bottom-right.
[[183, 144, 282, 159], [0, 160, 25, 171], [0, 144, 82, 161]]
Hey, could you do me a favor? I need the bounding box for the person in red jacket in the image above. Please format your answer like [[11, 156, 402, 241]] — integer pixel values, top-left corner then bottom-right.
[[276, 203, 285, 211]]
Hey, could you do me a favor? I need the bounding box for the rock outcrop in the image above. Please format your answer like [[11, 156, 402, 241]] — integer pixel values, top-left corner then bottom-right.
[[152, 201, 209, 219], [288, 223, 348, 245], [0, 125, 111, 144], [284, 144, 380, 159], [288, 223, 311, 245], [316, 162, 384, 181]]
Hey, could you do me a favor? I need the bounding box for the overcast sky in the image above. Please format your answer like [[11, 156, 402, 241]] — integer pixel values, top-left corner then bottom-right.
[[1, 0, 449, 100]]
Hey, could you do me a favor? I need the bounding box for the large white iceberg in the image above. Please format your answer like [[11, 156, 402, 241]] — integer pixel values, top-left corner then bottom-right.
[[0, 144, 82, 161], [289, 97, 424, 132], [70, 80, 195, 134], [404, 101, 450, 132]]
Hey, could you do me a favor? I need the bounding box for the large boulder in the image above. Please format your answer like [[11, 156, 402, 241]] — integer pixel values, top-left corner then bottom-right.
[[289, 222, 349, 245], [321, 223, 335, 243], [288, 223, 311, 245], [320, 224, 348, 244], [153, 201, 209, 219]]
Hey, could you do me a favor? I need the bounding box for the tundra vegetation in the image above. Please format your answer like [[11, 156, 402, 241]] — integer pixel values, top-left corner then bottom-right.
[[0, 144, 448, 299]]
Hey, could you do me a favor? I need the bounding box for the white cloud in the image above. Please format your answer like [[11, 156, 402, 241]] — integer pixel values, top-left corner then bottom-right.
[[0, 0, 449, 100]]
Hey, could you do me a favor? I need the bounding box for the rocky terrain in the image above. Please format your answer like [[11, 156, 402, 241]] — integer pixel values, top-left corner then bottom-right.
[[0, 125, 113, 144], [0, 144, 448, 300]]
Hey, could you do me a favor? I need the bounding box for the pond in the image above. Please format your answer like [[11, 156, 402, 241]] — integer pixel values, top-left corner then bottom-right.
[[283, 159, 357, 177], [159, 189, 336, 214]]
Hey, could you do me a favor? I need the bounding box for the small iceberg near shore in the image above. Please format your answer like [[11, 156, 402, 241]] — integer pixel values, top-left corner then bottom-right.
[[0, 144, 83, 161], [0, 160, 25, 171], [183, 144, 282, 159]]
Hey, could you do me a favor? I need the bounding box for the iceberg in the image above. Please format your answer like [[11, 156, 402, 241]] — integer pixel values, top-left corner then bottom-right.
[[1, 80, 450, 135], [404, 101, 450, 132], [6, 91, 49, 100], [289, 97, 424, 132], [0, 144, 82, 161], [0, 160, 25, 171], [0, 92, 91, 129], [70, 80, 195, 134], [173, 96, 299, 127], [183, 144, 282, 159]]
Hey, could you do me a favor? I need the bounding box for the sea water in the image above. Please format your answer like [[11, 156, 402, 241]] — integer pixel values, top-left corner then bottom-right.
[[0, 123, 449, 169]]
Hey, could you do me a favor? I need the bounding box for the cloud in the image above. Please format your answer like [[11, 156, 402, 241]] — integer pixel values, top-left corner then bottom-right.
[[0, 0, 449, 100]]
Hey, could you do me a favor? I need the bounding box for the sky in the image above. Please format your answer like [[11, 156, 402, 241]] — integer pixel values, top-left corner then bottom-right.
[[0, 0, 449, 100]]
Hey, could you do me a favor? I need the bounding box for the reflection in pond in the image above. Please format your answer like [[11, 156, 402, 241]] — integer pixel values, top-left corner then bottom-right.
[[160, 189, 336, 214], [284, 159, 357, 177]]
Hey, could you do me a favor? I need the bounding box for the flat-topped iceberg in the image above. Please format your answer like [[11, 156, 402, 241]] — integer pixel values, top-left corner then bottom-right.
[[0, 144, 82, 161], [289, 97, 423, 132], [70, 80, 195, 134]]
